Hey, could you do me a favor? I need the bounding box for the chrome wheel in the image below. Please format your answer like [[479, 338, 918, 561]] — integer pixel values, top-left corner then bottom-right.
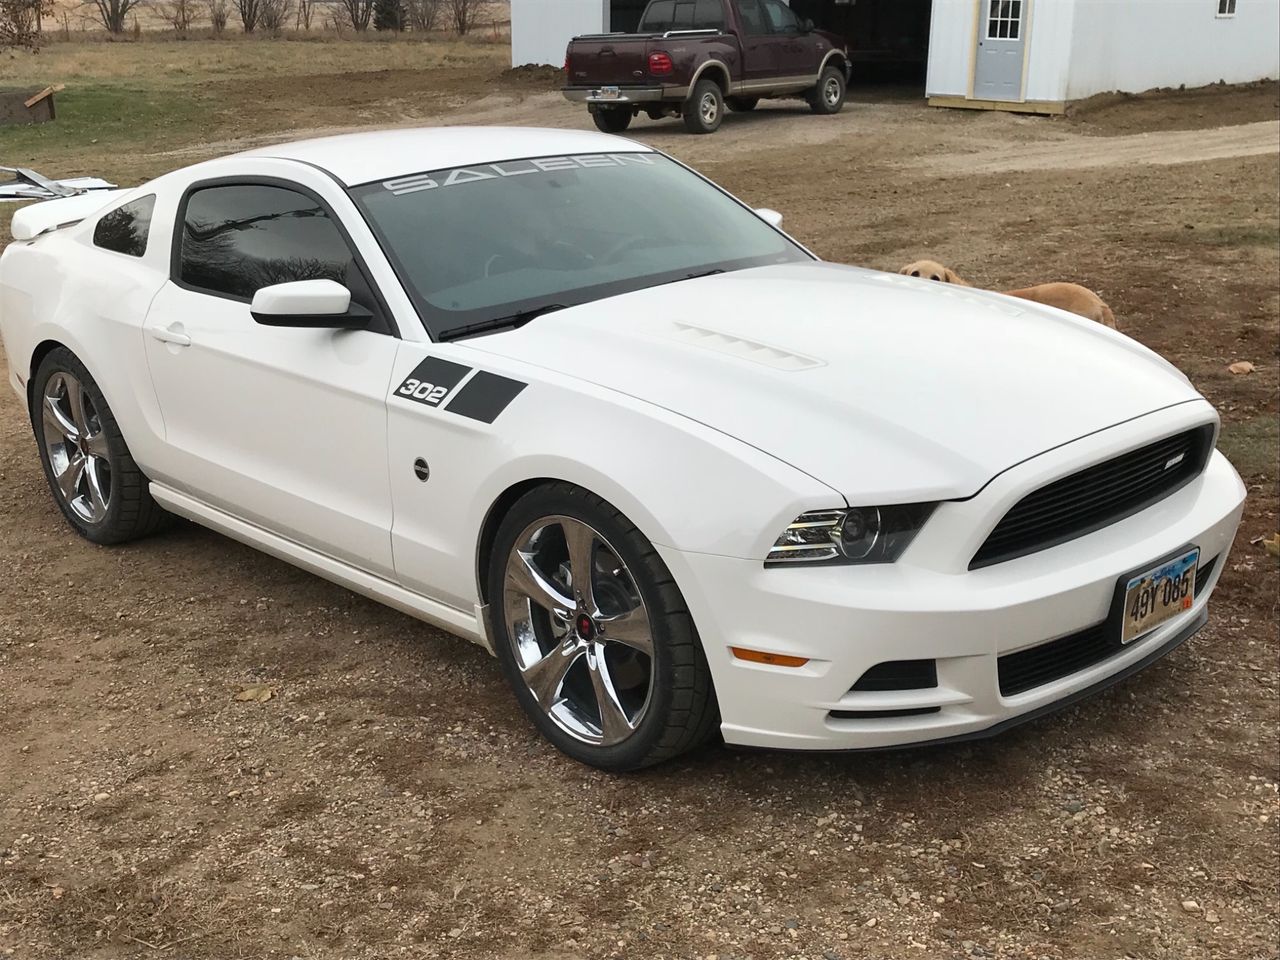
[[503, 515, 655, 746], [699, 91, 720, 127], [40, 371, 111, 525], [823, 75, 842, 108]]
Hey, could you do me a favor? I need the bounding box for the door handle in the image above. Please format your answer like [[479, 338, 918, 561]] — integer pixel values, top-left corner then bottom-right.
[[151, 324, 191, 347]]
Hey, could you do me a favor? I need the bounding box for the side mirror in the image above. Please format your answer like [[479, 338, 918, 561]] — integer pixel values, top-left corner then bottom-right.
[[250, 279, 371, 329], [802, 17, 814, 31], [755, 207, 784, 229]]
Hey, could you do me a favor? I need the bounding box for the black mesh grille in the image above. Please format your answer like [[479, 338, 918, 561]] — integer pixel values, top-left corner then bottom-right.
[[998, 553, 1219, 697], [972, 425, 1214, 569], [851, 659, 938, 692]]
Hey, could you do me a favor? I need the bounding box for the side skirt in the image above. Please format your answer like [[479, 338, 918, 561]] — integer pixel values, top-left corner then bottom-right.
[[149, 483, 493, 655]]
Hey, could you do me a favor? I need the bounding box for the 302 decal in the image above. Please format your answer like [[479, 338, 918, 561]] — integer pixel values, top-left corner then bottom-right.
[[392, 357, 471, 408], [397, 379, 450, 405]]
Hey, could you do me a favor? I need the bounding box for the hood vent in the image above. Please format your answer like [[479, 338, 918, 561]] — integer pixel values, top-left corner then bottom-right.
[[669, 320, 824, 372]]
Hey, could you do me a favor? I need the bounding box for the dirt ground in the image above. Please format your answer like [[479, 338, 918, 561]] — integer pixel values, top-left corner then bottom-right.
[[1, 43, 1278, 960]]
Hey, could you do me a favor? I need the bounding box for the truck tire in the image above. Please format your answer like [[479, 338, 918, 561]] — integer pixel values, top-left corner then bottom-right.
[[682, 78, 724, 134], [592, 107, 633, 134], [726, 96, 759, 112], [808, 64, 846, 115]]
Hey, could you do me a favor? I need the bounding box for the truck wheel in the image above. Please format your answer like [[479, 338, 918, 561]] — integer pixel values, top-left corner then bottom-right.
[[808, 65, 846, 115], [726, 96, 759, 112], [592, 107, 633, 134], [682, 78, 724, 134]]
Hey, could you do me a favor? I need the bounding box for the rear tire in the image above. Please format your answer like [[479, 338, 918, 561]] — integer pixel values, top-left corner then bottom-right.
[[726, 96, 759, 112], [592, 107, 633, 133], [682, 78, 725, 134], [808, 64, 847, 115], [487, 482, 719, 771], [31, 347, 170, 545]]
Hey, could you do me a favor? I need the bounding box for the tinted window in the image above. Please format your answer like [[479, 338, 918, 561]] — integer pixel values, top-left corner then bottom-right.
[[351, 153, 808, 339], [93, 195, 155, 258], [737, 0, 768, 34], [640, 0, 723, 31], [178, 184, 357, 301], [762, 0, 799, 32]]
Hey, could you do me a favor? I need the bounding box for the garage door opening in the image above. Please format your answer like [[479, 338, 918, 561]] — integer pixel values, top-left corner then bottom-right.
[[791, 0, 932, 87], [609, 0, 650, 33]]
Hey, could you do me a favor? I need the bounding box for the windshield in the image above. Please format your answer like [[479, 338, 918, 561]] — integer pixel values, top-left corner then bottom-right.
[[349, 153, 809, 340]]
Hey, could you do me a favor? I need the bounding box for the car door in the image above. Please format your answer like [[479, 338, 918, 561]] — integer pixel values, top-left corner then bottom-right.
[[142, 174, 400, 579], [760, 0, 814, 80], [735, 0, 778, 82]]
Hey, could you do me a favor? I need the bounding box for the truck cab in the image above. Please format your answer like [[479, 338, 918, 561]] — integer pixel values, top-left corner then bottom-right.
[[563, 0, 850, 134]]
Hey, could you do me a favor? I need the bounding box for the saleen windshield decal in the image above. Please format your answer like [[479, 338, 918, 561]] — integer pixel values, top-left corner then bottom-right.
[[382, 154, 656, 196]]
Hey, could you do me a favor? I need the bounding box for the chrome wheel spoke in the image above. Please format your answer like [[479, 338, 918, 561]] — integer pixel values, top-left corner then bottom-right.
[[83, 457, 109, 522], [521, 638, 584, 711], [65, 376, 90, 436], [508, 550, 574, 615], [43, 392, 79, 442], [599, 606, 654, 657], [562, 520, 598, 617], [55, 453, 86, 502], [588, 648, 636, 743]]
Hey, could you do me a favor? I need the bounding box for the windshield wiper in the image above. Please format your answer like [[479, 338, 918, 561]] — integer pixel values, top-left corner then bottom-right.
[[438, 303, 568, 342], [663, 267, 727, 286]]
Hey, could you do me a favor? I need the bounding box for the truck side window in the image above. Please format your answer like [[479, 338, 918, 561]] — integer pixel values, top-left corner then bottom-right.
[[692, 0, 725, 29], [762, 0, 800, 33], [737, 0, 769, 35]]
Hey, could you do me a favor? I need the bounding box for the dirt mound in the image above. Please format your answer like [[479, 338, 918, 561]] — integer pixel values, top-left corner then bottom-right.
[[500, 63, 565, 88]]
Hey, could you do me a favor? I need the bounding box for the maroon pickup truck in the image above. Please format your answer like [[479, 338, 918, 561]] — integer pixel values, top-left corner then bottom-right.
[[563, 0, 850, 135]]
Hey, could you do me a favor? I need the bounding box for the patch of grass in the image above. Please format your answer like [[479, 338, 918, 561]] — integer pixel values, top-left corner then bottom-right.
[[1219, 415, 1279, 480], [0, 83, 208, 179]]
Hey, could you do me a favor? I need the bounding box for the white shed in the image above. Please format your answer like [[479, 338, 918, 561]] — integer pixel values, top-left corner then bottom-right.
[[510, 0, 1279, 113]]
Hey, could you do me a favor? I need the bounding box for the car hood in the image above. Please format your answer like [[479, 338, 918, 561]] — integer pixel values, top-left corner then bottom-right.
[[468, 263, 1202, 503]]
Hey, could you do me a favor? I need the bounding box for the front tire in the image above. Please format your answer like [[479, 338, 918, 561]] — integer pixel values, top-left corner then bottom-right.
[[487, 483, 718, 771], [591, 107, 633, 133], [31, 347, 170, 545], [682, 78, 725, 134], [808, 64, 847, 115]]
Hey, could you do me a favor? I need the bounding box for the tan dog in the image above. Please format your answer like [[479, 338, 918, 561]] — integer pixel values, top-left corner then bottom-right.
[[898, 260, 1118, 329]]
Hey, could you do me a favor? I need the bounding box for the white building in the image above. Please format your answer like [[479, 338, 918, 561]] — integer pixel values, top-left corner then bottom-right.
[[511, 0, 1279, 113]]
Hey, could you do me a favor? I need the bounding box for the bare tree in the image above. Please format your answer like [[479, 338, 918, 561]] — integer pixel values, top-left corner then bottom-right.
[[235, 0, 259, 30], [405, 0, 437, 31], [207, 0, 227, 30], [447, 0, 481, 34], [258, 0, 289, 31], [293, 0, 312, 30], [157, 0, 195, 32], [86, 0, 140, 34], [337, 0, 371, 31], [0, 0, 50, 45]]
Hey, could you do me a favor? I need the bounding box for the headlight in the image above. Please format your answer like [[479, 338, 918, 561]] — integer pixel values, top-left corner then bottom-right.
[[766, 504, 936, 566]]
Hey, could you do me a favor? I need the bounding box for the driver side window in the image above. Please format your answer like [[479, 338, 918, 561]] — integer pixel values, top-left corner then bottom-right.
[[761, 0, 800, 33], [737, 0, 769, 35]]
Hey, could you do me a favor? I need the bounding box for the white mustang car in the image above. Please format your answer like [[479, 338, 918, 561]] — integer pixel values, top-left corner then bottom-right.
[[0, 128, 1245, 770]]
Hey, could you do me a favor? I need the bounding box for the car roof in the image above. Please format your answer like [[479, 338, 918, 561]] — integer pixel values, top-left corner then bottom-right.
[[238, 126, 654, 187]]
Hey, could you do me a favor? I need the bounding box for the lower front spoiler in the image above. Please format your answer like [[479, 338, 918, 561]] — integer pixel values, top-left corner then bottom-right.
[[734, 609, 1208, 755]]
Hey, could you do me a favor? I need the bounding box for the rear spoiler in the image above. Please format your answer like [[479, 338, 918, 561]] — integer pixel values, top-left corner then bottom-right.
[[9, 189, 129, 242]]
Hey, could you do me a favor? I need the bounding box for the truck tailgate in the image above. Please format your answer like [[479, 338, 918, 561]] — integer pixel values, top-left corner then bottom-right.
[[567, 36, 656, 87]]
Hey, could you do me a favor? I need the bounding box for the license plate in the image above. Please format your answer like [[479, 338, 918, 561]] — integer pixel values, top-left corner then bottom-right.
[[1121, 548, 1198, 644], [595, 86, 621, 100]]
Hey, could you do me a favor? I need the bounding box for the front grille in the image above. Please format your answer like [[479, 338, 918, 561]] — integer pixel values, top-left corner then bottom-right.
[[971, 425, 1214, 569], [998, 623, 1114, 697], [998, 552, 1219, 697]]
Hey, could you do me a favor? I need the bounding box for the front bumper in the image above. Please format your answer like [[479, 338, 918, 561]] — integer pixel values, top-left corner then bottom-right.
[[659, 413, 1246, 752], [563, 85, 687, 105]]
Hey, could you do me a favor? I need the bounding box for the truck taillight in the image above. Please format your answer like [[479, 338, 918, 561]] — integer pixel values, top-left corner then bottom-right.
[[648, 51, 674, 76]]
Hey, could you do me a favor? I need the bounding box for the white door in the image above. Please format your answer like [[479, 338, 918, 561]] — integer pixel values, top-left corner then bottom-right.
[[143, 181, 399, 578], [974, 0, 1027, 101]]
